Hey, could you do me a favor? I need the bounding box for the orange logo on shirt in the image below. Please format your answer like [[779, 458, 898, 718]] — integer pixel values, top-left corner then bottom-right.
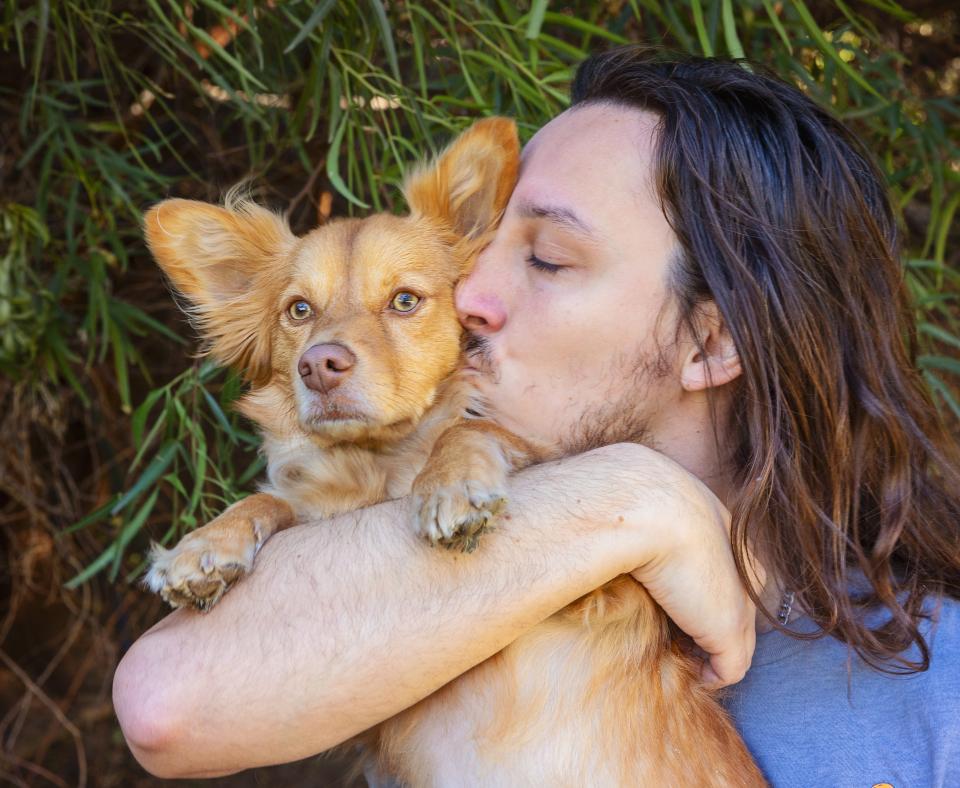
[[872, 783, 894, 788]]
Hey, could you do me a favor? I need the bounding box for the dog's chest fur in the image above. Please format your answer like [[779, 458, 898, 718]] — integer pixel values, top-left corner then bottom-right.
[[245, 377, 473, 521]]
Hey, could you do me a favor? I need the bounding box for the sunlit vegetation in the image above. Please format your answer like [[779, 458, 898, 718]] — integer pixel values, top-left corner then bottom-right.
[[1, 1, 956, 783]]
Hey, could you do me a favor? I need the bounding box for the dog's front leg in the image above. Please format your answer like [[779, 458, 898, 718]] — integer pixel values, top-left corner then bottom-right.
[[411, 421, 533, 552], [145, 493, 295, 611]]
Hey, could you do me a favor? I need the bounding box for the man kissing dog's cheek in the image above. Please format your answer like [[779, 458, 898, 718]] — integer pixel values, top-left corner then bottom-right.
[[457, 102, 741, 494]]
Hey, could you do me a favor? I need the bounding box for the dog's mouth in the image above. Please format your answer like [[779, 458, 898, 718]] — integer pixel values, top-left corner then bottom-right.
[[294, 368, 438, 443], [301, 404, 368, 427], [299, 398, 419, 446], [299, 393, 405, 437]]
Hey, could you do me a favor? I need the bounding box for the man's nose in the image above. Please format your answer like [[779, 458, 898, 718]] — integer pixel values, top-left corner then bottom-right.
[[455, 250, 507, 334]]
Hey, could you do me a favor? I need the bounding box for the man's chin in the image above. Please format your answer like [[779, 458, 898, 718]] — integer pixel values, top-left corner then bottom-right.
[[466, 391, 652, 461]]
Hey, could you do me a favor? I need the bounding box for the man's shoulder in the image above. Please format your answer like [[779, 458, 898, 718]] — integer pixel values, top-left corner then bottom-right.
[[723, 594, 960, 788], [866, 592, 960, 692], [926, 593, 960, 656], [748, 591, 960, 707], [745, 592, 960, 676], [914, 594, 960, 705]]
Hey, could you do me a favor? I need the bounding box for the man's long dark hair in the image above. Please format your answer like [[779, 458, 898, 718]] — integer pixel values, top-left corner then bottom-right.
[[572, 47, 960, 673]]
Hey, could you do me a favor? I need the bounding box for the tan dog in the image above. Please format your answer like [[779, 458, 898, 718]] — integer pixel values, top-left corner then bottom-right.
[[142, 118, 764, 786]]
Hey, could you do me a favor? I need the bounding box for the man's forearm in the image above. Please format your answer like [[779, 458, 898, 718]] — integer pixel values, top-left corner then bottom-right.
[[113, 455, 641, 777]]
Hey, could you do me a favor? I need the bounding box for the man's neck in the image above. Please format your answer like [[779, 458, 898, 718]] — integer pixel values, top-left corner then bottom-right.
[[651, 421, 791, 634]]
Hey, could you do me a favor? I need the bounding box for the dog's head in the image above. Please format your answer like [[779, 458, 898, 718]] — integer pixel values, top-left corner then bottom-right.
[[144, 117, 518, 446]]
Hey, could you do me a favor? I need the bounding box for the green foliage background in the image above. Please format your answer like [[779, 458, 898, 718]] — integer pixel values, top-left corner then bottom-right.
[[0, 0, 957, 783]]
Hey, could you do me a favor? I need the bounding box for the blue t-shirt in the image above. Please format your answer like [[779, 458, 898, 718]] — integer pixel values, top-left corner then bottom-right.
[[722, 596, 960, 787]]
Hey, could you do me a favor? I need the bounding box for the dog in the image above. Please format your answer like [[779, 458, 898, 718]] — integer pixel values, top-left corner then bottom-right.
[[142, 117, 765, 786]]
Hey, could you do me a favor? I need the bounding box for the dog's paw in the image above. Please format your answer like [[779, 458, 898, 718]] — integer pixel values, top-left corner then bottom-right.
[[412, 479, 507, 552], [144, 516, 264, 612]]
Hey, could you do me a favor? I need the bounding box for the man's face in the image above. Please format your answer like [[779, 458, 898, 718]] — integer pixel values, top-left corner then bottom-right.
[[456, 102, 684, 456]]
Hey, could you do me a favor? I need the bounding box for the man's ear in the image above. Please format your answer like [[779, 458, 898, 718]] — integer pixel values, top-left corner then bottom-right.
[[680, 301, 742, 392], [143, 198, 297, 382], [403, 117, 520, 239]]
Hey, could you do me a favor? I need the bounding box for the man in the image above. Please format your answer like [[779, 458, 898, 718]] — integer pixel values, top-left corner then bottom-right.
[[113, 49, 960, 784]]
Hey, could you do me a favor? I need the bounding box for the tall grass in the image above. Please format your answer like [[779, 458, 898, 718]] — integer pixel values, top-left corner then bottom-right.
[[4, 0, 959, 621], [5, 0, 957, 588], [0, 2, 957, 781]]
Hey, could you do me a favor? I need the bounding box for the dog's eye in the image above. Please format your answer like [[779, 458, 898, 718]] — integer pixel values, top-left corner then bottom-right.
[[288, 300, 313, 320], [390, 292, 420, 313]]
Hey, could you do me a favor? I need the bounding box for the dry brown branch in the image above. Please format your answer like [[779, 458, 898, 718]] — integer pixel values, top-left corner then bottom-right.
[[0, 751, 69, 788], [0, 649, 88, 788]]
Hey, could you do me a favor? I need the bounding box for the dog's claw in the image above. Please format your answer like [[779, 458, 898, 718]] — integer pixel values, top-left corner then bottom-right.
[[145, 523, 259, 612], [413, 480, 507, 552]]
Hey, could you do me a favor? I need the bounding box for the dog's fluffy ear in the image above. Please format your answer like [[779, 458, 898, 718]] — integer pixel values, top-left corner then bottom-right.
[[403, 117, 519, 239], [143, 197, 296, 382]]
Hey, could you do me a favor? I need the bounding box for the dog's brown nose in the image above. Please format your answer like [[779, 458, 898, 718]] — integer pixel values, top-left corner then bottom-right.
[[298, 343, 356, 393]]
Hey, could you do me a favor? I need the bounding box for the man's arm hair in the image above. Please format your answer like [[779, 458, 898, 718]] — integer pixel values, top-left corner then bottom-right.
[[113, 454, 625, 776], [112, 445, 754, 778]]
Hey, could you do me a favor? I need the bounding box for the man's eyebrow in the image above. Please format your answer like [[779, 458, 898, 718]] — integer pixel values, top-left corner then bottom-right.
[[515, 199, 597, 240]]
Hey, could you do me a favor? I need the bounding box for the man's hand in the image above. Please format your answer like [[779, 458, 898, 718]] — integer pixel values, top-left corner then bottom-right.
[[632, 490, 759, 689], [538, 443, 759, 688], [606, 444, 766, 688], [113, 445, 758, 777]]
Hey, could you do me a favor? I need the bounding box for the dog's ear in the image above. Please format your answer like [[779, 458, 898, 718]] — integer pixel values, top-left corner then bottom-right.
[[143, 198, 296, 382], [403, 117, 519, 239]]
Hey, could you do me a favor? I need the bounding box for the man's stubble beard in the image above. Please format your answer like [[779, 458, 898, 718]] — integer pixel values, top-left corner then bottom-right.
[[559, 344, 672, 457], [464, 332, 672, 459]]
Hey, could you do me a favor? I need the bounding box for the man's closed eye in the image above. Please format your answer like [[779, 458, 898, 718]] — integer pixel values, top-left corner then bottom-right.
[[527, 254, 564, 274]]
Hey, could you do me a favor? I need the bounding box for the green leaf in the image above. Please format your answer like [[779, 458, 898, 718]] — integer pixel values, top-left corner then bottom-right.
[[110, 441, 178, 516], [28, 0, 50, 114], [525, 0, 549, 40], [721, 0, 746, 60], [188, 437, 208, 512], [691, 0, 714, 57], [760, 0, 793, 54], [109, 489, 160, 580], [934, 191, 960, 266], [919, 323, 960, 351], [284, 0, 337, 54], [540, 12, 628, 44], [65, 543, 117, 590], [925, 372, 960, 421], [366, 0, 401, 81], [164, 2, 268, 91], [237, 454, 267, 486], [202, 387, 238, 439], [854, 0, 916, 22], [132, 388, 167, 446], [326, 113, 370, 209], [919, 355, 960, 377], [789, 0, 884, 100], [62, 497, 120, 536]]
